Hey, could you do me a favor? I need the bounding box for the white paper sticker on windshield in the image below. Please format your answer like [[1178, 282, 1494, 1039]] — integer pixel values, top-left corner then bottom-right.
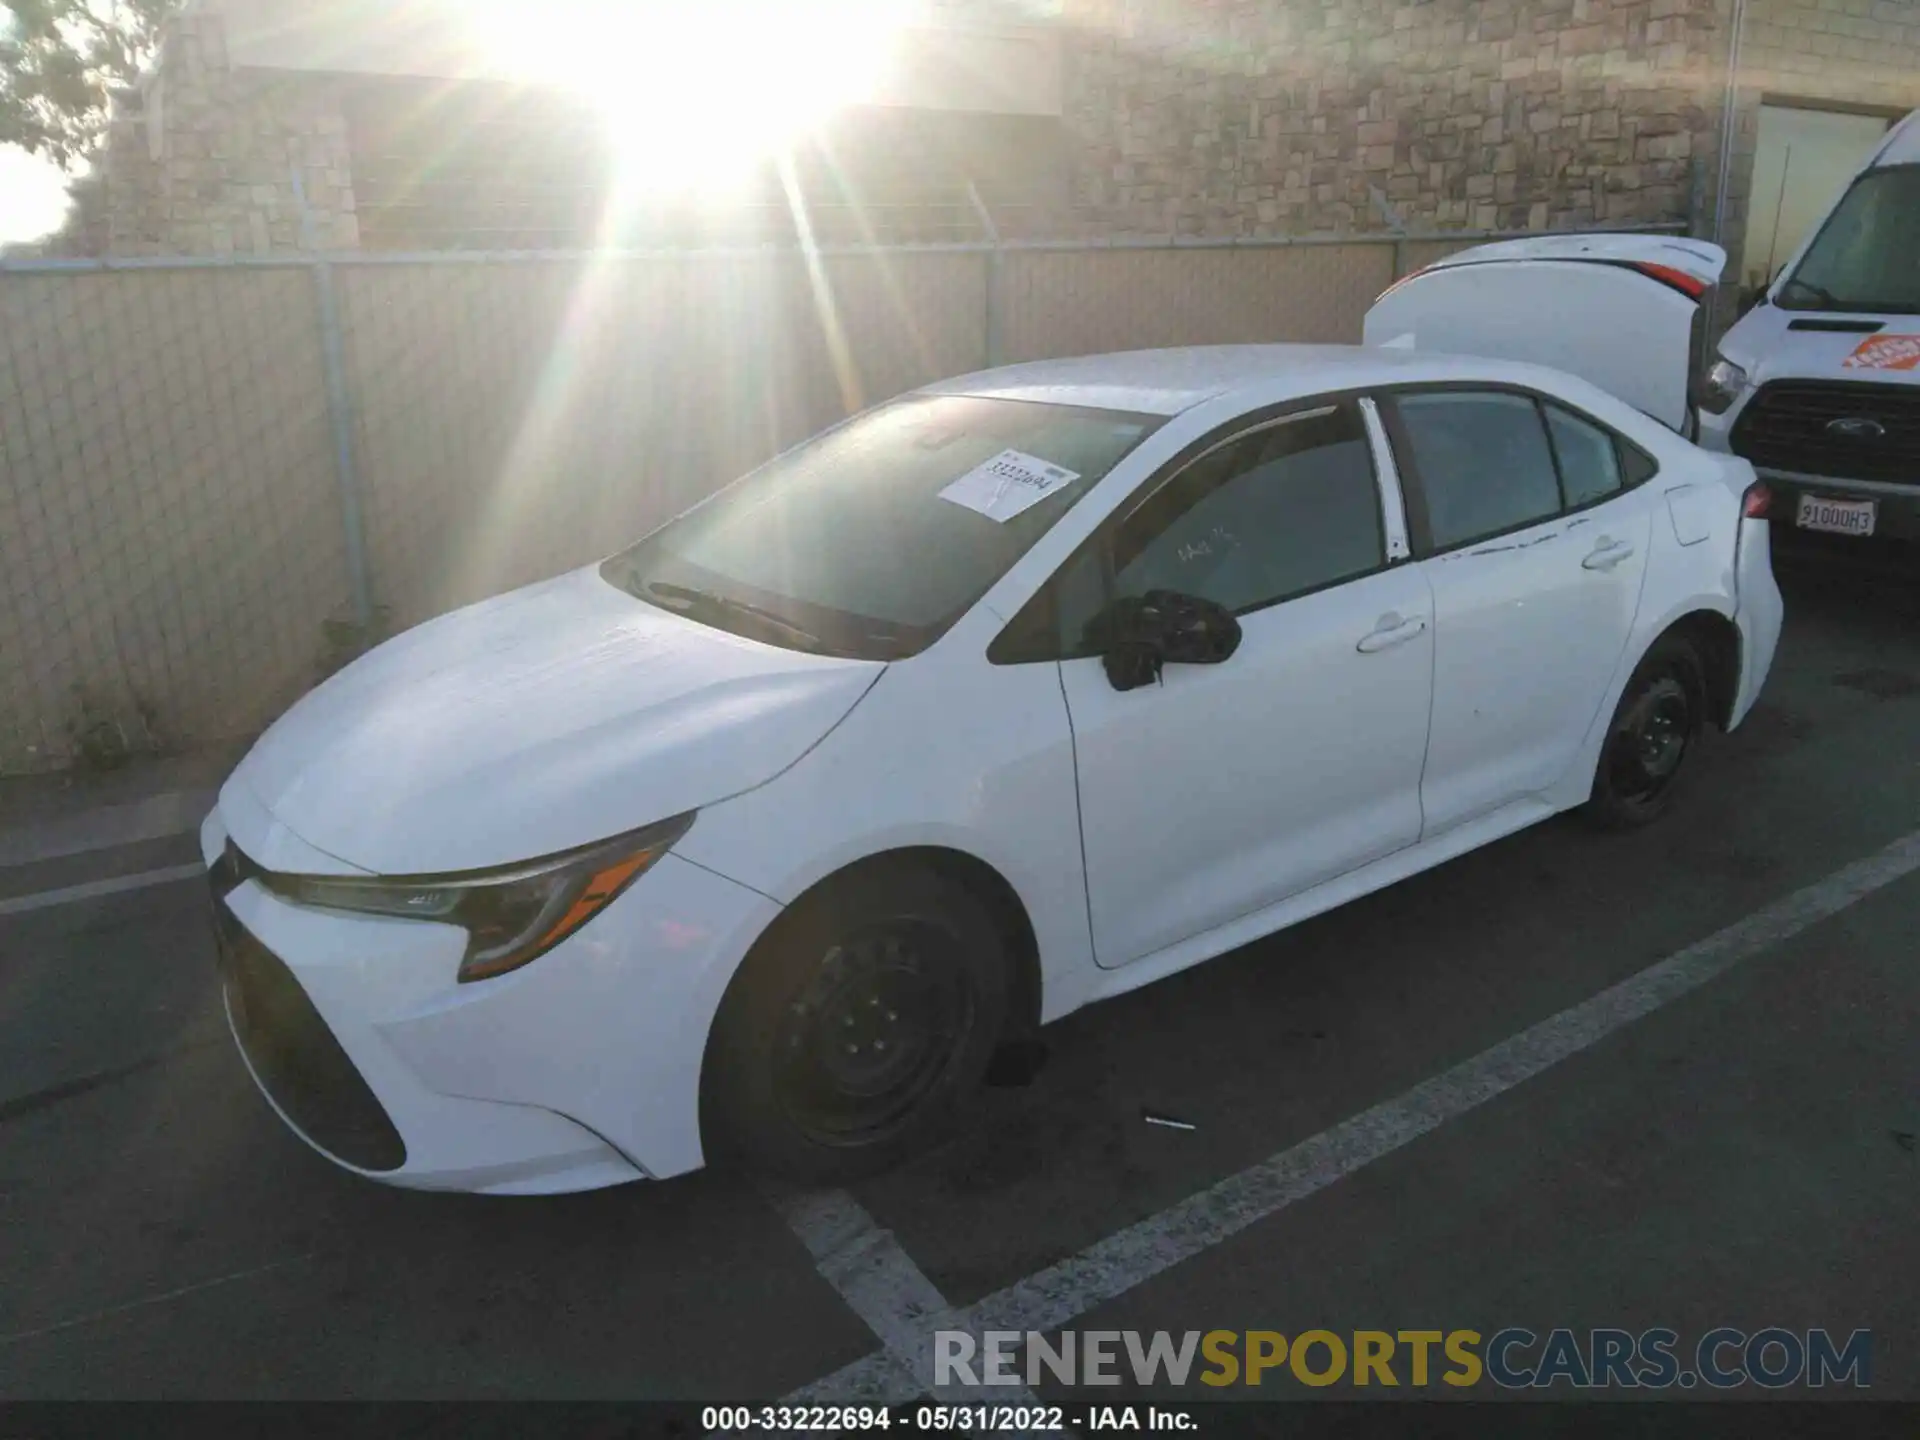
[[938, 449, 1082, 523]]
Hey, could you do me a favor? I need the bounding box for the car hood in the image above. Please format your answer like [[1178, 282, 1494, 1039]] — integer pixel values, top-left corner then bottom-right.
[[1718, 304, 1920, 390], [226, 566, 884, 875]]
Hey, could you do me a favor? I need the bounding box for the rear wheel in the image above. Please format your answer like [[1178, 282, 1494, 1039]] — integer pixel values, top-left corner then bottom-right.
[[1585, 634, 1707, 829], [702, 865, 1009, 1182]]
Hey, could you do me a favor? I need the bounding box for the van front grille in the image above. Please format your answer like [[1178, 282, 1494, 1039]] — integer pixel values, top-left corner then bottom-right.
[[1730, 380, 1920, 485]]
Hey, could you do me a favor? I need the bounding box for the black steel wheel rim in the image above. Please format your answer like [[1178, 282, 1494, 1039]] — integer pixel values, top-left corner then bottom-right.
[[1609, 672, 1692, 803], [773, 920, 975, 1148]]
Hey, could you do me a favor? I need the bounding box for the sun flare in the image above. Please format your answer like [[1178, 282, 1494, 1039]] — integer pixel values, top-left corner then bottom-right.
[[474, 0, 911, 195]]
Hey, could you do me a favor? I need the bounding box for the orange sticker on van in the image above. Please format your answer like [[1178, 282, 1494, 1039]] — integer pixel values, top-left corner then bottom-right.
[[1842, 335, 1920, 371]]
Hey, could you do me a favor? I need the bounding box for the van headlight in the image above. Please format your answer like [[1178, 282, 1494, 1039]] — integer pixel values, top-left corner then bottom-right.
[[264, 814, 695, 982], [1698, 357, 1750, 416]]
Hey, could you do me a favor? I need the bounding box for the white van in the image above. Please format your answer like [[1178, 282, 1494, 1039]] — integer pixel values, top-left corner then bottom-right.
[[1697, 108, 1920, 554]]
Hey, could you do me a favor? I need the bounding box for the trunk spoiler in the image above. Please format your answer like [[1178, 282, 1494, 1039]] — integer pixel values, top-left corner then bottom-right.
[[1383, 234, 1726, 299]]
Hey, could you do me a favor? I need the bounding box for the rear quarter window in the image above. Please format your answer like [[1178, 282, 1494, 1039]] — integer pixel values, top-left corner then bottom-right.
[[1618, 438, 1660, 488], [1543, 403, 1625, 508]]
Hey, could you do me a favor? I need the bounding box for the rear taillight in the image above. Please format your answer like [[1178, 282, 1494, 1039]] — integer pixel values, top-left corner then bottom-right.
[[1632, 261, 1711, 300], [1742, 481, 1773, 519]]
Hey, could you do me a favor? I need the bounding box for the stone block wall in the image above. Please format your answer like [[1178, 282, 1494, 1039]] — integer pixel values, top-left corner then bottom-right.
[[60, 0, 1920, 262], [1055, 0, 1727, 238], [75, 12, 360, 257], [1740, 0, 1920, 106]]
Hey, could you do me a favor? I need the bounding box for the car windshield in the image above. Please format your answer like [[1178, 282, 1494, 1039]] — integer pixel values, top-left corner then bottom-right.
[[1777, 164, 1920, 314], [602, 394, 1160, 659]]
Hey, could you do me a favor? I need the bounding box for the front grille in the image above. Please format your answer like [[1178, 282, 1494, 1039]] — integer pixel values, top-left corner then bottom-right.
[[210, 849, 407, 1172], [1730, 380, 1920, 485]]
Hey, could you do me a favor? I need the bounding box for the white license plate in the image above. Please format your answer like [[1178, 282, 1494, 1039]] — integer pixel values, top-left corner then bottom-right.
[[1796, 494, 1877, 537]]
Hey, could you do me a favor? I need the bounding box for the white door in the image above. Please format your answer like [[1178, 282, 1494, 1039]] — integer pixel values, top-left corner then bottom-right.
[[1384, 389, 1655, 836], [1059, 402, 1436, 969]]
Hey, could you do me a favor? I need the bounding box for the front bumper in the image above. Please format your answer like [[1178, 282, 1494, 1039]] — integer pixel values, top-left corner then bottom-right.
[[1699, 404, 1920, 554], [1751, 469, 1920, 557], [201, 808, 780, 1194]]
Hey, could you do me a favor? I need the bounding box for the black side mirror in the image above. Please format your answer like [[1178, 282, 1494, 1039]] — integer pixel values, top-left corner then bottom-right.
[[1084, 589, 1243, 692]]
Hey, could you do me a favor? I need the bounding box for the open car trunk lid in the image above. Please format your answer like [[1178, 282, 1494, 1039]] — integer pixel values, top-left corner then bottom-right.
[[1363, 234, 1728, 431]]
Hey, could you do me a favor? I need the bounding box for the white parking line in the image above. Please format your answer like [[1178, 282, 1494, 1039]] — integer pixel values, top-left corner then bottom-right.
[[784, 825, 1920, 1406], [0, 789, 214, 868], [768, 1187, 1066, 1428], [0, 863, 206, 917]]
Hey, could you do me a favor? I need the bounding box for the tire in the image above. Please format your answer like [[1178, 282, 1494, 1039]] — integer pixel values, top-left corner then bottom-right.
[[1585, 633, 1708, 830], [701, 863, 1011, 1183]]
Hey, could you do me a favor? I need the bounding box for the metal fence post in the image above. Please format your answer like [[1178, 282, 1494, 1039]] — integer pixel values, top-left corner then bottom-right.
[[1370, 184, 1411, 284], [292, 169, 375, 633], [967, 181, 1004, 368]]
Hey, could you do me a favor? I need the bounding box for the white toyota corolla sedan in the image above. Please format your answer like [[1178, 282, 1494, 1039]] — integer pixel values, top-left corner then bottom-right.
[[204, 235, 1783, 1194]]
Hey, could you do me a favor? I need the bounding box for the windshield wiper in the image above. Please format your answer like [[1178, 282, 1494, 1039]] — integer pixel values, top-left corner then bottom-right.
[[639, 580, 830, 652]]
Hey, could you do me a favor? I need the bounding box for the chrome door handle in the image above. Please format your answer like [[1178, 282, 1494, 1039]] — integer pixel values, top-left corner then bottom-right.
[[1356, 614, 1428, 653], [1582, 538, 1636, 571]]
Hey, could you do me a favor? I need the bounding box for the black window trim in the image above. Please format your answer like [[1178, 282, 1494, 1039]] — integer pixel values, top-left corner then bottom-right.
[[988, 387, 1393, 665], [1375, 381, 1661, 560], [1110, 402, 1342, 538]]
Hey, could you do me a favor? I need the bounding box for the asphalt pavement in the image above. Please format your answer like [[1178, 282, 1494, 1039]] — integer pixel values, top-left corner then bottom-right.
[[0, 557, 1915, 1406]]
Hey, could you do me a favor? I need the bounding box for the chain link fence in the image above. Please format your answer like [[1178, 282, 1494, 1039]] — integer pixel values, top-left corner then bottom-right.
[[0, 224, 1677, 774]]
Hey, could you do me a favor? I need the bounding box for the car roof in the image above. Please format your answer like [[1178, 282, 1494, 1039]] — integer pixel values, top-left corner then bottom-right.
[[921, 344, 1454, 416]]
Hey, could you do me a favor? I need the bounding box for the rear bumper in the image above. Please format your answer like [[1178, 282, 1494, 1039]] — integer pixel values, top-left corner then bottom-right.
[[1729, 517, 1784, 732], [202, 807, 780, 1194]]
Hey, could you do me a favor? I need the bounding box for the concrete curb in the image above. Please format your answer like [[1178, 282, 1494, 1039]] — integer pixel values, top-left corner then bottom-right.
[[0, 790, 217, 870]]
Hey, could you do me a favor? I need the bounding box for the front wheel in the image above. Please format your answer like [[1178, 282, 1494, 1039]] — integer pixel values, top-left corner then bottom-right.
[[702, 865, 1010, 1183], [1585, 634, 1707, 830]]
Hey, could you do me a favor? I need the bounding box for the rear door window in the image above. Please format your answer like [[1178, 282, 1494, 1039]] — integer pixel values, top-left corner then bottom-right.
[[1392, 391, 1563, 551]]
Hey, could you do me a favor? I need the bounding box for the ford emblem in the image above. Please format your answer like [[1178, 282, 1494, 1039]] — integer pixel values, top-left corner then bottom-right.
[[1826, 416, 1888, 441]]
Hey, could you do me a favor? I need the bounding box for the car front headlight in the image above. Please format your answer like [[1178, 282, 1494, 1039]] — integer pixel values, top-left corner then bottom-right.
[[265, 814, 695, 982], [1697, 357, 1750, 416]]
